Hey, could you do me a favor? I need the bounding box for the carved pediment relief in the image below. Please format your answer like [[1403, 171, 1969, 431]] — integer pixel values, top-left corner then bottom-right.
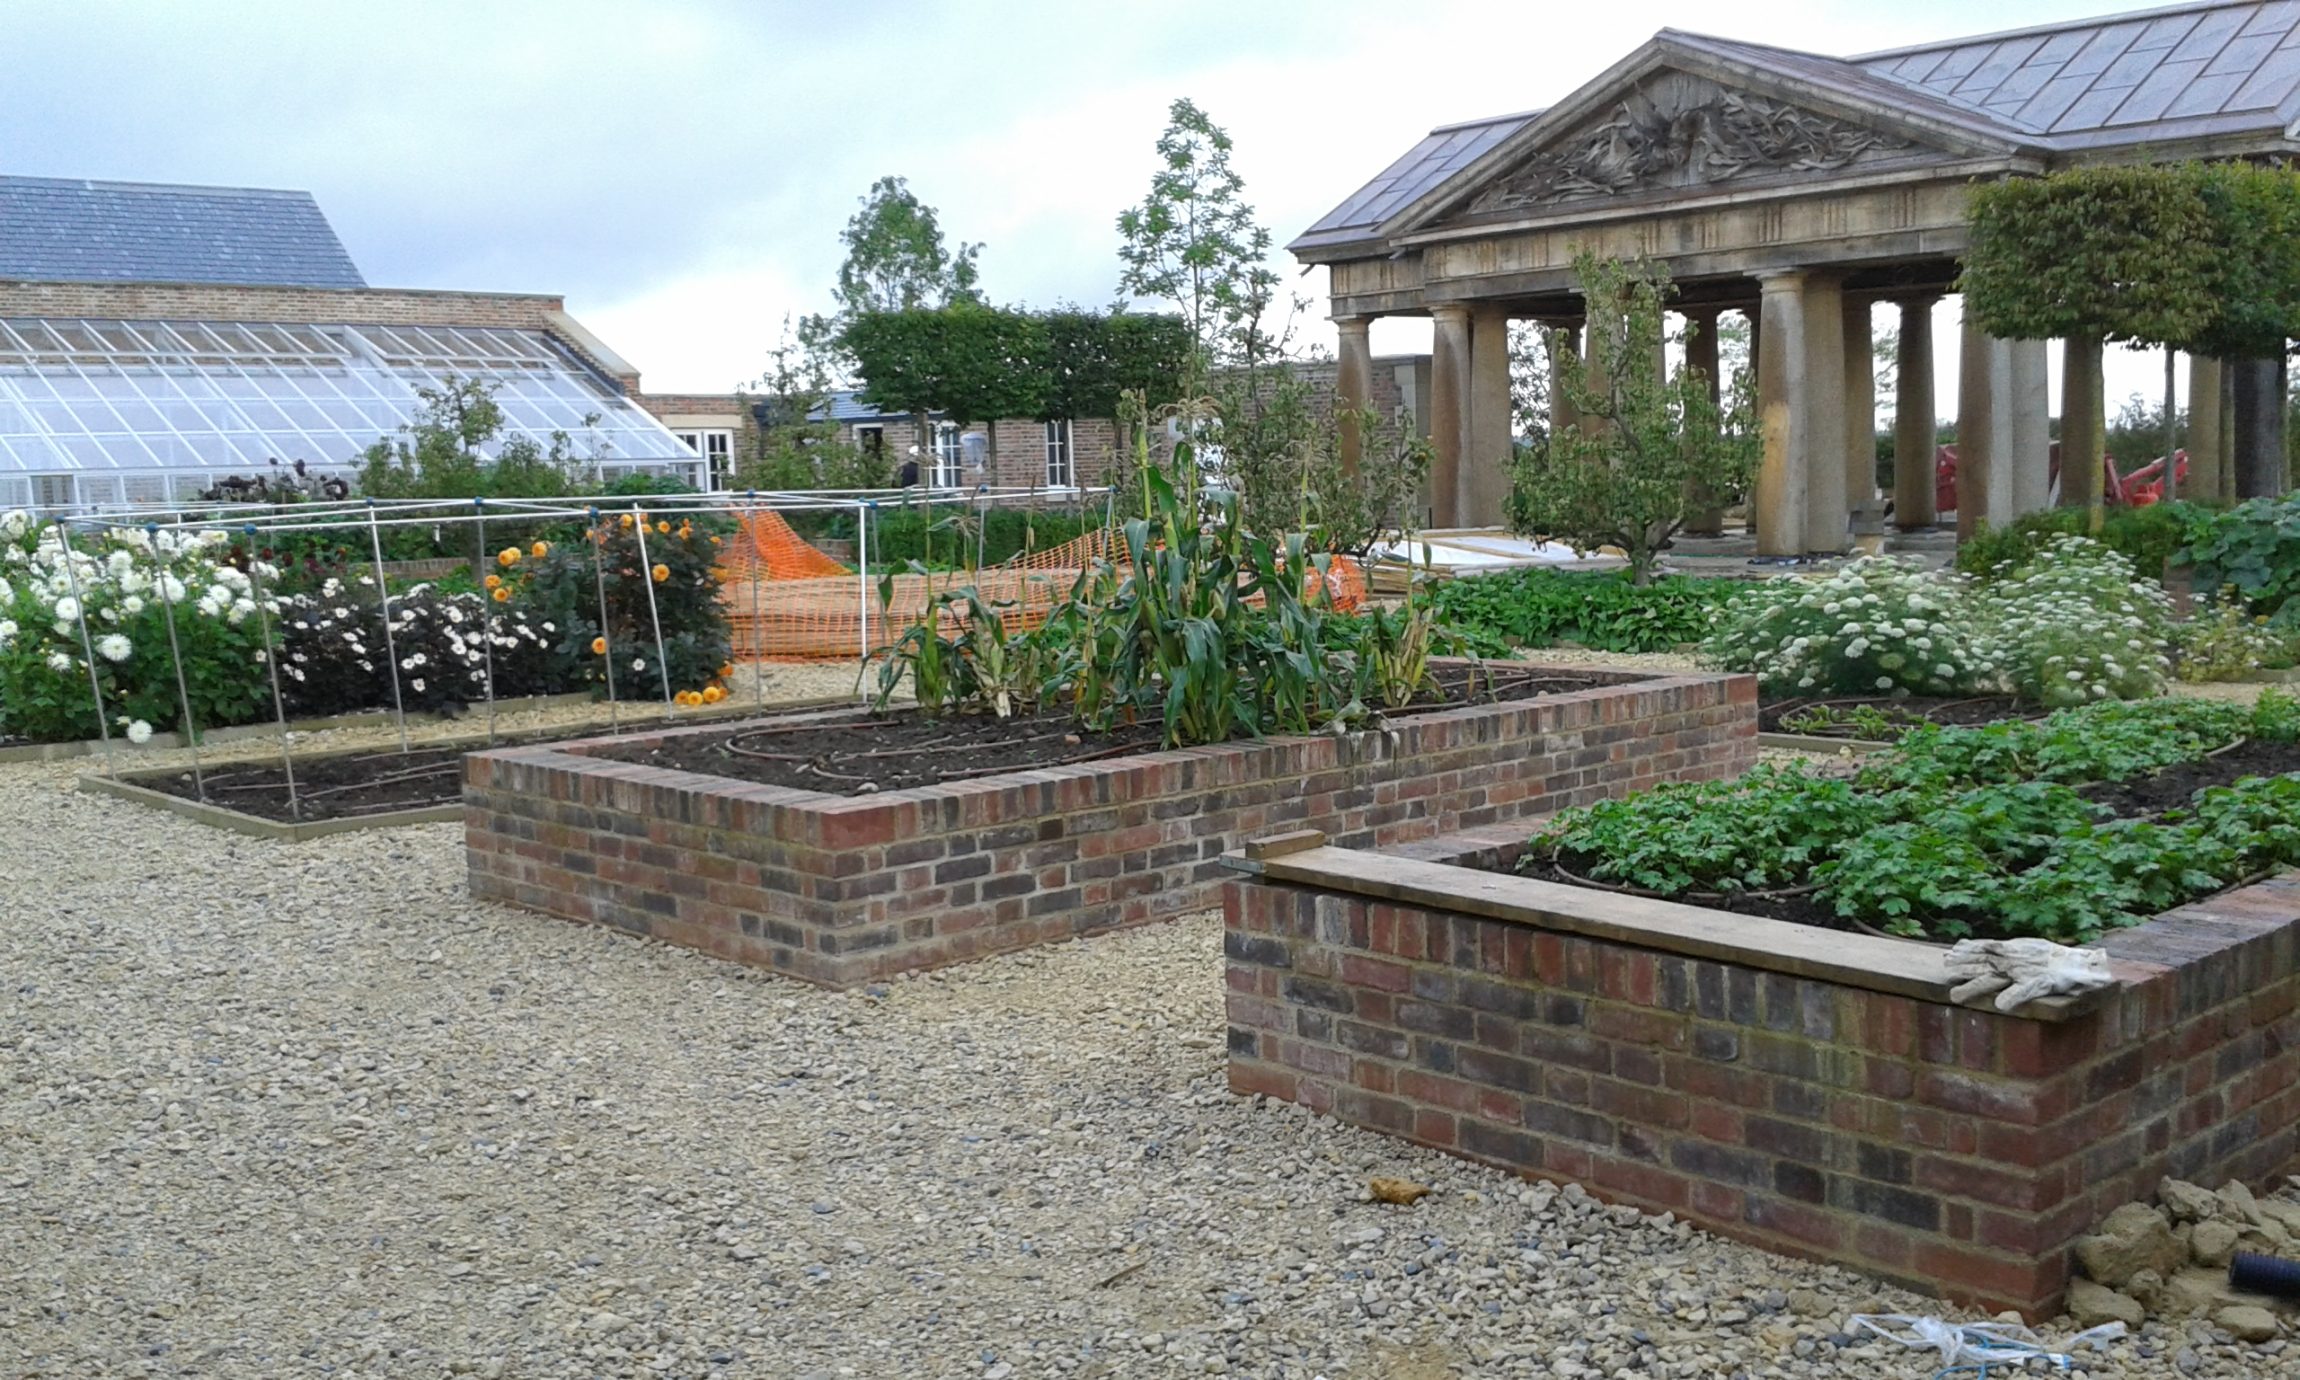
[[1459, 72, 1922, 216]]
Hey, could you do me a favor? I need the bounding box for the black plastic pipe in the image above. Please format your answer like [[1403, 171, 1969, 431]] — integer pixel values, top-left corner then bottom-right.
[[2228, 1251, 2300, 1300]]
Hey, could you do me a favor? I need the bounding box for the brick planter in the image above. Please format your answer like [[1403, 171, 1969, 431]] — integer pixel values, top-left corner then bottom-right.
[[464, 668, 1755, 989], [1221, 830, 2300, 1317]]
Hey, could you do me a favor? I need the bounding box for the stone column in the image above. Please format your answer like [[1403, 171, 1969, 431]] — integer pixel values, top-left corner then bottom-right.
[[1683, 307, 1725, 536], [1753, 272, 1808, 557], [1542, 319, 1583, 437], [1802, 274, 1849, 555], [1956, 316, 1997, 541], [1466, 305, 1514, 527], [1428, 304, 1473, 529], [1842, 298, 1879, 533], [1581, 310, 1615, 434], [2187, 355, 2225, 503], [2232, 354, 2289, 500], [2060, 336, 2106, 518], [2009, 340, 2052, 517], [1335, 316, 1372, 476], [2218, 358, 2239, 500], [1892, 297, 1937, 530]]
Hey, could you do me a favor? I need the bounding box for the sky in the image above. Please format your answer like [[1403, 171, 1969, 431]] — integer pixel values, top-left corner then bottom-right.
[[3, 0, 2191, 416]]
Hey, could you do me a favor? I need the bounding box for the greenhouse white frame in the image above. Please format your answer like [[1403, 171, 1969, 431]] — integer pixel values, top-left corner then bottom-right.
[[0, 316, 703, 510]]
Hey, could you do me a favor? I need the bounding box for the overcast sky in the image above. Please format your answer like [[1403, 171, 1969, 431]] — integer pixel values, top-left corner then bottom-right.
[[7, 0, 2183, 414]]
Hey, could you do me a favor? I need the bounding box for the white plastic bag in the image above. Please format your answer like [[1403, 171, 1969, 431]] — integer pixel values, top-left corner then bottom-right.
[[1848, 1313, 2125, 1372]]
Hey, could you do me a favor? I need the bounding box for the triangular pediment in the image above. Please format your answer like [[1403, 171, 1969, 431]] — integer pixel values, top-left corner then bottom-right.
[[1397, 35, 2031, 237]]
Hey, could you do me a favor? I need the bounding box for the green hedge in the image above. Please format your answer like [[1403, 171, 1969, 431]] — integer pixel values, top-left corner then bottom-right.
[[1955, 501, 2207, 583], [1431, 569, 1745, 654]]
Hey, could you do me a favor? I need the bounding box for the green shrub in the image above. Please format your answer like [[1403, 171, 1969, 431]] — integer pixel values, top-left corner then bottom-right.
[[1431, 569, 1742, 654], [855, 504, 1099, 569], [512, 515, 734, 703], [2177, 593, 2298, 680], [1700, 558, 1994, 696], [1956, 501, 2206, 583], [2179, 491, 2300, 617], [1978, 535, 2172, 706]]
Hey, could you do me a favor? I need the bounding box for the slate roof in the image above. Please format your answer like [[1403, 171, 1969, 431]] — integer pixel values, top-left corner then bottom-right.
[[1297, 0, 2300, 256], [0, 176, 367, 289]]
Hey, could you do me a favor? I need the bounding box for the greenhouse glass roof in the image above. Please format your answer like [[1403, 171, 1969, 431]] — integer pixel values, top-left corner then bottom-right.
[[0, 317, 694, 479]]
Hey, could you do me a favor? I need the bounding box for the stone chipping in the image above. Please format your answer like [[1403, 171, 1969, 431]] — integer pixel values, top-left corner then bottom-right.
[[0, 736, 2294, 1376]]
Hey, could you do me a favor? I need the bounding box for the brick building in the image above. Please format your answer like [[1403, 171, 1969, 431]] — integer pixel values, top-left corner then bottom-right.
[[632, 388, 1124, 494], [0, 175, 698, 510]]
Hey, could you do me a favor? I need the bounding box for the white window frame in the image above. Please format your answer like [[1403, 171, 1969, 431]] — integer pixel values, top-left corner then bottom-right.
[[1044, 418, 1074, 488], [931, 422, 964, 488], [672, 428, 735, 491], [853, 423, 885, 463]]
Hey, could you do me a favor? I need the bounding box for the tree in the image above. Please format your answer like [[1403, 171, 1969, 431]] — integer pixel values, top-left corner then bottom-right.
[[1116, 99, 1282, 377], [840, 305, 1048, 481], [732, 317, 885, 493], [1506, 255, 1760, 584], [827, 175, 982, 317]]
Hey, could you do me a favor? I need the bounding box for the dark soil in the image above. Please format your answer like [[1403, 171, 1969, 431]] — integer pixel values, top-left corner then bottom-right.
[[1517, 737, 2300, 934], [589, 665, 1608, 797], [1757, 694, 2046, 739], [128, 665, 1612, 822]]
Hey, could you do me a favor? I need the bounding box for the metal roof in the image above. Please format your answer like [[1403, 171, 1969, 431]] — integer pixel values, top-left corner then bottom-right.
[[1296, 1, 2300, 256], [0, 176, 367, 289]]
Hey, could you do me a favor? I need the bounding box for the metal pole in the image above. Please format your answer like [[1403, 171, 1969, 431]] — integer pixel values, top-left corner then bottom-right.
[[2165, 346, 2181, 502], [148, 524, 205, 800], [245, 526, 300, 823], [858, 499, 873, 701], [365, 500, 410, 755], [747, 491, 764, 712], [475, 498, 497, 746], [586, 508, 619, 735], [629, 505, 675, 718], [976, 483, 989, 571], [52, 521, 116, 778]]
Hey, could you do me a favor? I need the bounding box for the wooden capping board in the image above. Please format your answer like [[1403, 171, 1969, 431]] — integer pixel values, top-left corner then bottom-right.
[[77, 772, 459, 841], [1755, 731, 1889, 756], [1226, 845, 2104, 1023]]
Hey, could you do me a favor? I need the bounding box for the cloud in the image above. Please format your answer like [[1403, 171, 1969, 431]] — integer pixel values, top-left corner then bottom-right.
[[2, 0, 2153, 404]]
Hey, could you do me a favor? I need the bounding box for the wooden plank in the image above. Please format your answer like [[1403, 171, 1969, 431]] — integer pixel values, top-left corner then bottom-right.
[[1244, 829, 1327, 860], [1245, 845, 2100, 1022]]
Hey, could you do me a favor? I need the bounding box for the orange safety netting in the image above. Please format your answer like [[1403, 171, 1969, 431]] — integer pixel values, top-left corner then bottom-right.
[[720, 509, 1365, 661]]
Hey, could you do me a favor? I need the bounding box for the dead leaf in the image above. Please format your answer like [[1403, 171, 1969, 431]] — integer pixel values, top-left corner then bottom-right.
[[1368, 1177, 1431, 1206]]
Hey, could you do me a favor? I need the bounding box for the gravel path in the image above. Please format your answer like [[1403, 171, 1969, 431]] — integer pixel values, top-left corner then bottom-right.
[[1, 691, 2289, 1376]]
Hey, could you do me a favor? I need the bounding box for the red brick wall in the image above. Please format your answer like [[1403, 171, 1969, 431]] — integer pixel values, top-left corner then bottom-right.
[[1224, 839, 2300, 1317], [464, 670, 1757, 990]]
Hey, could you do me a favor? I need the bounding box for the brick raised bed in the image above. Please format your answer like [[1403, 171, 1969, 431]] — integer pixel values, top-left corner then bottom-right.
[[1221, 829, 2300, 1317], [464, 667, 1755, 989]]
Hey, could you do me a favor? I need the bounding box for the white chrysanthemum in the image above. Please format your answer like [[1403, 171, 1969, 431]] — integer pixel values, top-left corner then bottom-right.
[[125, 720, 152, 745], [52, 595, 80, 622], [631, 658, 647, 672], [45, 650, 71, 673], [158, 575, 186, 603], [96, 633, 130, 662]]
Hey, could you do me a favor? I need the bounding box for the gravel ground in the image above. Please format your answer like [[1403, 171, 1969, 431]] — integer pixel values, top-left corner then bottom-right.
[[2, 662, 2291, 1378]]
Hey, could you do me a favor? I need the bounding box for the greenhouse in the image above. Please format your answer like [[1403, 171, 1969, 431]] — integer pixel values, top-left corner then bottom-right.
[[0, 315, 701, 511]]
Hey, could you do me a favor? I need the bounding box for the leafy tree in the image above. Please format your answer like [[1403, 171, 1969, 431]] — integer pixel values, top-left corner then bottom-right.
[[826, 175, 982, 317], [731, 316, 885, 493], [840, 305, 1048, 480], [355, 375, 590, 563], [1506, 255, 1760, 584], [1116, 98, 1282, 376]]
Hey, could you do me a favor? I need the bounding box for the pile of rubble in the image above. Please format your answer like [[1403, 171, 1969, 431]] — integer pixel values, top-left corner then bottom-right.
[[2069, 1176, 2300, 1342]]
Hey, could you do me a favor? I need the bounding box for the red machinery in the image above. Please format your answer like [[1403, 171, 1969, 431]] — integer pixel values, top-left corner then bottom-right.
[[1934, 443, 2187, 512]]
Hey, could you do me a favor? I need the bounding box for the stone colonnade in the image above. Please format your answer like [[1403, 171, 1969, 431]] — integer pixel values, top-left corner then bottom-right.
[[1334, 278, 2188, 547]]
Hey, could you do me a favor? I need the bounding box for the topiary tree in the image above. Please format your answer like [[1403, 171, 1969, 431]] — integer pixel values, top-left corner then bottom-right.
[[1506, 254, 1760, 585], [1961, 165, 2224, 517], [840, 304, 1048, 482]]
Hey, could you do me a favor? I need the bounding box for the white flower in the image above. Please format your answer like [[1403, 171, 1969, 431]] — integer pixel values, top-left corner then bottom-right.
[[158, 575, 186, 603], [411, 678, 426, 692], [1875, 676, 1894, 690], [96, 633, 130, 662], [45, 651, 71, 673], [52, 596, 80, 622], [125, 720, 152, 745], [631, 658, 647, 672]]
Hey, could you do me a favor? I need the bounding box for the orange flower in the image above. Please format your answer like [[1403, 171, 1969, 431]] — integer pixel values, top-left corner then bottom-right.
[[618, 514, 634, 529], [591, 636, 608, 655], [717, 662, 734, 679], [655, 520, 671, 534], [677, 689, 701, 707], [651, 563, 669, 582], [497, 547, 520, 567], [702, 685, 726, 704], [709, 535, 722, 546], [491, 586, 510, 603], [483, 574, 502, 590], [677, 522, 693, 539], [530, 541, 549, 559]]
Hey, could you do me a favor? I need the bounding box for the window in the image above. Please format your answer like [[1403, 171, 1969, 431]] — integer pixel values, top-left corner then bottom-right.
[[1044, 418, 1073, 488], [853, 423, 884, 464], [30, 473, 73, 511], [931, 423, 963, 488], [673, 428, 734, 491]]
